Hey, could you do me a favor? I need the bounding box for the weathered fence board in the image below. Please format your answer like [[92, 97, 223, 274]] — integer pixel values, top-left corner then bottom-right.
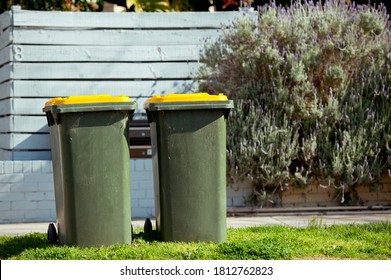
[[1, 45, 203, 63], [0, 116, 48, 133], [0, 80, 198, 98], [0, 97, 151, 115], [0, 62, 199, 83], [10, 9, 240, 29], [10, 29, 220, 47]]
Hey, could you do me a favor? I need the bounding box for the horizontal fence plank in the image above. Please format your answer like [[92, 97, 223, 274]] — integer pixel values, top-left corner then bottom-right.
[[0, 115, 153, 134], [1, 80, 198, 98], [12, 28, 220, 46], [0, 98, 50, 116], [11, 10, 242, 29], [4, 44, 203, 63], [0, 97, 157, 116], [0, 116, 49, 133], [0, 149, 51, 160], [0, 133, 50, 150], [0, 62, 199, 83]]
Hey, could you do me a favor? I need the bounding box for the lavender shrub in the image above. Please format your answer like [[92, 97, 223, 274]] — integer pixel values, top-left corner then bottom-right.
[[199, 0, 391, 206]]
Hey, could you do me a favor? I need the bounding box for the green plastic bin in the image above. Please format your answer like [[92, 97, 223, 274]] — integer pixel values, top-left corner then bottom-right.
[[145, 93, 233, 242], [43, 95, 136, 247]]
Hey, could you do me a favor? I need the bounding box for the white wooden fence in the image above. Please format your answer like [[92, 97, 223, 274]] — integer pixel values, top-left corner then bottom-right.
[[0, 7, 246, 160]]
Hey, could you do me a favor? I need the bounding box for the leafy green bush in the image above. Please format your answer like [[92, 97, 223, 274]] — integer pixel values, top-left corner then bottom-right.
[[199, 0, 391, 205]]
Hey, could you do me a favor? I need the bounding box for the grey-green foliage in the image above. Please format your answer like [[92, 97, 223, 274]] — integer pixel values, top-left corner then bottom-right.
[[199, 0, 391, 203]]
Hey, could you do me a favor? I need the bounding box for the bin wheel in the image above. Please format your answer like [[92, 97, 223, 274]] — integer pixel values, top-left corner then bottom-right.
[[47, 223, 58, 245], [144, 218, 153, 234]]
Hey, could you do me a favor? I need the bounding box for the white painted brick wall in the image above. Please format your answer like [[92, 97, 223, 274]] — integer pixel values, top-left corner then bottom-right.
[[226, 179, 254, 207], [130, 159, 155, 220], [0, 159, 251, 224], [0, 160, 157, 223]]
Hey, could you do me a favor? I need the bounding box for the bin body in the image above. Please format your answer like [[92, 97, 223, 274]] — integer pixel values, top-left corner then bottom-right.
[[44, 95, 135, 247], [146, 93, 233, 242]]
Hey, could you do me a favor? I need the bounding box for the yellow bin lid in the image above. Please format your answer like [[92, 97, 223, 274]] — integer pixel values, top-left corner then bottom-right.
[[145, 92, 233, 114], [45, 94, 131, 107], [146, 93, 228, 104]]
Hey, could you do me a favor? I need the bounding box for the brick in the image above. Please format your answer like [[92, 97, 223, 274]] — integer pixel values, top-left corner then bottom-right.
[[281, 193, 306, 204], [25, 210, 53, 221], [358, 192, 379, 202], [0, 192, 25, 201], [139, 198, 154, 208], [13, 161, 24, 173], [22, 161, 33, 173], [138, 181, 153, 190], [12, 201, 38, 210], [141, 181, 153, 190], [0, 162, 4, 174], [0, 174, 24, 183], [381, 184, 391, 192], [130, 160, 136, 171], [4, 161, 13, 173], [38, 182, 55, 192], [135, 159, 145, 171], [23, 173, 53, 183], [41, 161, 53, 173], [32, 161, 42, 173], [304, 193, 334, 203], [130, 181, 141, 190], [144, 159, 153, 171], [44, 191, 55, 200], [145, 189, 155, 199], [132, 171, 153, 182], [132, 190, 146, 199], [25, 192, 46, 201], [132, 207, 154, 218], [38, 201, 56, 210], [131, 198, 140, 207], [0, 201, 11, 211], [229, 196, 248, 207], [379, 173, 391, 184], [227, 187, 252, 199], [11, 182, 39, 192], [50, 209, 57, 220], [0, 183, 11, 193], [0, 210, 24, 223]]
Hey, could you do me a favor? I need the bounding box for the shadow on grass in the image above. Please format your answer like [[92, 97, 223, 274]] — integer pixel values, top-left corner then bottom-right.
[[0, 233, 49, 259]]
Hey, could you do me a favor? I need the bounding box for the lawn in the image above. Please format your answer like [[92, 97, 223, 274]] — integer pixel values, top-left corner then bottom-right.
[[1, 222, 390, 260]]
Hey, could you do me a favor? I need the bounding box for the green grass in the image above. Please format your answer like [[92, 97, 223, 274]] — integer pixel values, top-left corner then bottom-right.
[[1, 222, 390, 260]]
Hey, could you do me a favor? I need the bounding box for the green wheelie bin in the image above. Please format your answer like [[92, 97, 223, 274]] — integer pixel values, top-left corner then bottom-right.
[[43, 95, 136, 247], [145, 93, 233, 242]]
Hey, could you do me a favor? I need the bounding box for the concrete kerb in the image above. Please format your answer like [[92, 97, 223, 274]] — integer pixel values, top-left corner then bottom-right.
[[0, 212, 390, 236]]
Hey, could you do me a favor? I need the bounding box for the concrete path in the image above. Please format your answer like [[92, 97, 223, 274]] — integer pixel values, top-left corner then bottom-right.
[[0, 212, 390, 236]]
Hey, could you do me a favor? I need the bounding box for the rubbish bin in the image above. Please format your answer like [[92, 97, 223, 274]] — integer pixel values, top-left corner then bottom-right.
[[145, 93, 233, 242], [43, 95, 136, 247]]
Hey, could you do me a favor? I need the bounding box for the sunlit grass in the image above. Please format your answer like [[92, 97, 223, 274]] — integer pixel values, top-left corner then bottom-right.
[[1, 222, 390, 260]]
